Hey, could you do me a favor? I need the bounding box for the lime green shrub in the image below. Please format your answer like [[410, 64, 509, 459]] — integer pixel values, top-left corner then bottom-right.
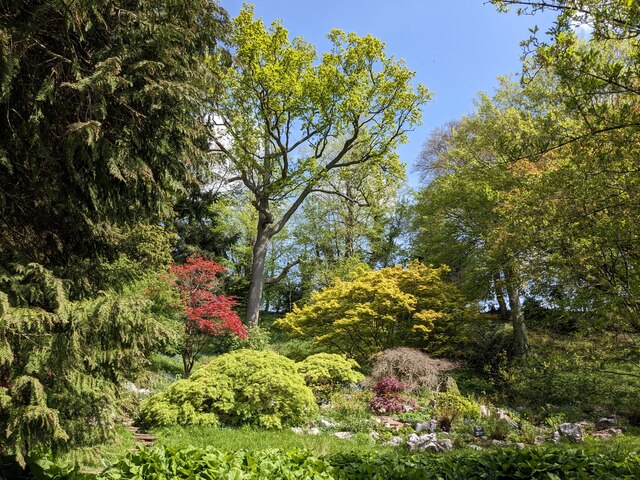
[[434, 392, 481, 431], [139, 350, 318, 429], [296, 353, 365, 403], [229, 325, 272, 351], [298, 354, 365, 389]]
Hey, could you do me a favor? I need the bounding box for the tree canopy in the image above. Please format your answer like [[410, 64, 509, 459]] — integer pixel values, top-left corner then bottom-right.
[[277, 261, 463, 365], [0, 0, 229, 293], [209, 6, 430, 325], [0, 0, 230, 466]]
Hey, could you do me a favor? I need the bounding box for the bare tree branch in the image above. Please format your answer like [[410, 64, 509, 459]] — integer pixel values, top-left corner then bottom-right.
[[311, 188, 370, 207], [264, 259, 301, 285]]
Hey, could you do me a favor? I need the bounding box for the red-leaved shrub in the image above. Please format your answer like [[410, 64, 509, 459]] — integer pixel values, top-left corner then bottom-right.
[[369, 376, 416, 414], [171, 257, 247, 375], [372, 376, 406, 395]]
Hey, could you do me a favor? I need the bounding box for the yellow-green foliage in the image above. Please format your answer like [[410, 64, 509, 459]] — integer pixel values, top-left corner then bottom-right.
[[0, 265, 167, 466], [434, 392, 481, 431], [297, 354, 365, 389], [277, 261, 462, 364], [139, 350, 318, 429]]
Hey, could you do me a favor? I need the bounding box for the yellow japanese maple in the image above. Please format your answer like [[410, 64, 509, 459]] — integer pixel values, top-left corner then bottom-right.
[[276, 261, 462, 364]]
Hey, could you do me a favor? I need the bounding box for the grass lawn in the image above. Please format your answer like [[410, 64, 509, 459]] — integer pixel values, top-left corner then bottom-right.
[[152, 425, 395, 457]]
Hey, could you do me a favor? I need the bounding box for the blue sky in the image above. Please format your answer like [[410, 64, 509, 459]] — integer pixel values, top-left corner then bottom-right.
[[222, 1, 554, 187]]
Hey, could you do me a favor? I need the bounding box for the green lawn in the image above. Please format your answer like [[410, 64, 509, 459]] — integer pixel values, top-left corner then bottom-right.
[[152, 425, 394, 457]]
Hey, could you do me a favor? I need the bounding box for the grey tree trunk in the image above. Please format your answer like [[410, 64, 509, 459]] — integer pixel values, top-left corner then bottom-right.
[[505, 276, 529, 357], [246, 218, 271, 327], [493, 272, 509, 322]]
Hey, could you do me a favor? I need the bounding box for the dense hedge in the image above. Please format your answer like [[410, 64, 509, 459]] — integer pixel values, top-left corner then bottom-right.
[[100, 445, 640, 479]]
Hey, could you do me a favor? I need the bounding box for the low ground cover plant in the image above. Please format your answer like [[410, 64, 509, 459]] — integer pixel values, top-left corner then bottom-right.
[[100, 446, 334, 479], [99, 444, 640, 479]]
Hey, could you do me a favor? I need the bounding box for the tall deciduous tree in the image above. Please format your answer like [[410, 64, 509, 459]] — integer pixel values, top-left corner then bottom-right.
[[208, 7, 430, 325], [292, 158, 405, 267], [413, 79, 553, 356], [491, 1, 640, 330]]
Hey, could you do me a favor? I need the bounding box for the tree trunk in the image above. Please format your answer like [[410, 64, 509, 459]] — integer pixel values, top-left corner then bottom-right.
[[246, 218, 271, 326], [493, 272, 509, 322], [505, 276, 529, 357], [182, 351, 194, 377]]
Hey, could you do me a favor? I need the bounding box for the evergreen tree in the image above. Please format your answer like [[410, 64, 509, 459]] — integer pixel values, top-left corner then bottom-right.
[[0, 0, 229, 293], [0, 0, 230, 466]]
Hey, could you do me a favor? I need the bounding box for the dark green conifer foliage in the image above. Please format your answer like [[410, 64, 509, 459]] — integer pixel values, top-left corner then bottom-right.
[[0, 0, 229, 287], [0, 264, 167, 465], [0, 0, 230, 466], [172, 190, 239, 263]]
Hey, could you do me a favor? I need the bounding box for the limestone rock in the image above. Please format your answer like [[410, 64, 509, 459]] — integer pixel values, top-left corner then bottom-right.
[[496, 409, 518, 428], [592, 428, 623, 440], [438, 438, 453, 451], [319, 419, 336, 428], [407, 433, 452, 452], [375, 416, 405, 430], [416, 419, 438, 433], [407, 432, 436, 451], [596, 416, 617, 431], [576, 420, 594, 431], [123, 381, 151, 395], [334, 431, 353, 439], [558, 423, 583, 442], [384, 436, 404, 446]]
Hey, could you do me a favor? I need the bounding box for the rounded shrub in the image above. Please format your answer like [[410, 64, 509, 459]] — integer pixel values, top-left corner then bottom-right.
[[139, 349, 318, 429], [434, 392, 481, 431], [370, 348, 459, 392], [368, 376, 416, 414], [297, 353, 365, 389]]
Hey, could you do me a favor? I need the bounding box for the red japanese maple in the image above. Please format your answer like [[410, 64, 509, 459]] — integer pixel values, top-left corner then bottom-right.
[[170, 257, 247, 375]]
